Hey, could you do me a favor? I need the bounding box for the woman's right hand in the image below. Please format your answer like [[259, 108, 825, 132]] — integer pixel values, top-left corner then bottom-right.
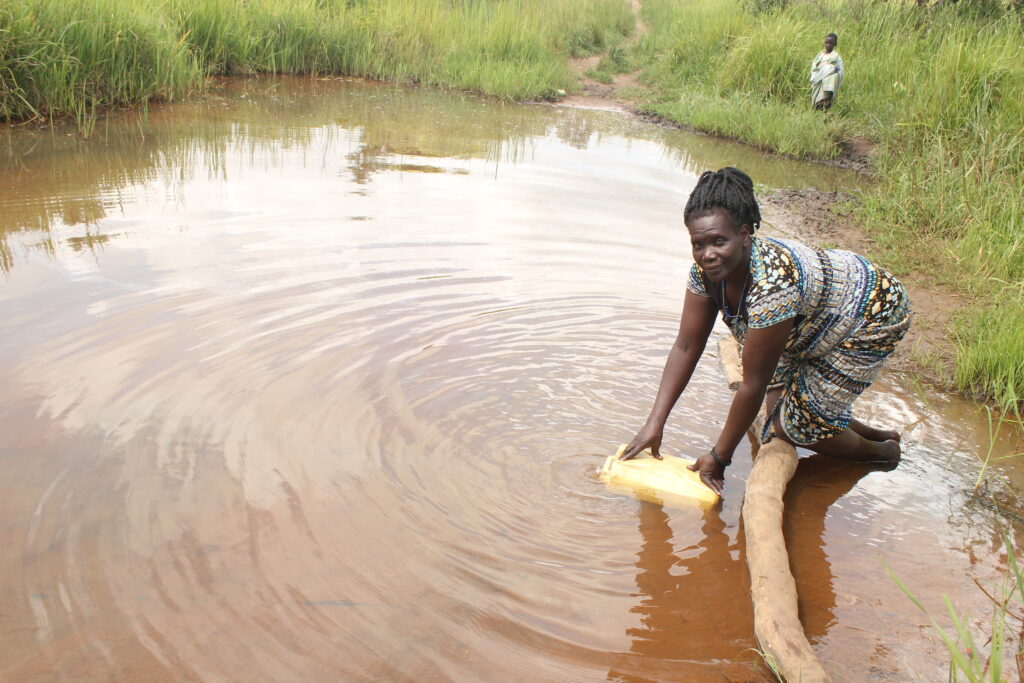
[[619, 421, 664, 461]]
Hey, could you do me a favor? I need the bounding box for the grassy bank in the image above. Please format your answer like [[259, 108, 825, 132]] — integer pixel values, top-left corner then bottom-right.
[[630, 0, 1024, 411], [0, 0, 633, 123]]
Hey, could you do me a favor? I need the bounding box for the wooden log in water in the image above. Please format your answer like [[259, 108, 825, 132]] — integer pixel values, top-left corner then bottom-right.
[[718, 336, 831, 683], [719, 335, 744, 391], [742, 438, 830, 682]]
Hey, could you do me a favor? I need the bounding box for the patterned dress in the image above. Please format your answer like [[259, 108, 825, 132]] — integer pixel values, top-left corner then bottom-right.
[[688, 236, 911, 445]]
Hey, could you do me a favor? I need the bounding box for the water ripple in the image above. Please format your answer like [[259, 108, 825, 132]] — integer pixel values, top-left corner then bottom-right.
[[0, 78, 1019, 682]]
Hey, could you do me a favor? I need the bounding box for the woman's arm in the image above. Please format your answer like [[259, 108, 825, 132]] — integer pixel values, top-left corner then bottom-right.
[[620, 290, 718, 460], [688, 317, 795, 492], [714, 318, 794, 458]]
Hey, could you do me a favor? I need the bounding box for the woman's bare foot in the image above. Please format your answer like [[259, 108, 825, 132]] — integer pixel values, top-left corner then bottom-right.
[[775, 415, 903, 466], [850, 418, 901, 444], [871, 438, 901, 464], [879, 429, 901, 443]]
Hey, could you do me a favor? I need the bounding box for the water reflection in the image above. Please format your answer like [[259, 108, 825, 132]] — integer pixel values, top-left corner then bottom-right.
[[0, 75, 1020, 680], [783, 456, 886, 643], [607, 505, 760, 682], [0, 77, 864, 273], [604, 457, 891, 682]]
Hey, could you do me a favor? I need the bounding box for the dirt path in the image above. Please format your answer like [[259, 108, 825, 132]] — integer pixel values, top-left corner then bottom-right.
[[553, 0, 960, 387], [558, 0, 646, 113]]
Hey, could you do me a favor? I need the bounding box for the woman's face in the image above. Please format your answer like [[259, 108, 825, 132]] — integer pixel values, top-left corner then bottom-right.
[[823, 35, 836, 52], [687, 209, 750, 284]]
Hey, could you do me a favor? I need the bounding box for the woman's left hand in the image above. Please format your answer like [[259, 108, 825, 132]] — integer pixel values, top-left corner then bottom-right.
[[687, 451, 726, 495]]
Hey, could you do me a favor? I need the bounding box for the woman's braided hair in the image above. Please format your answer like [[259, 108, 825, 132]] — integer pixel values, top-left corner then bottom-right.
[[683, 167, 761, 232]]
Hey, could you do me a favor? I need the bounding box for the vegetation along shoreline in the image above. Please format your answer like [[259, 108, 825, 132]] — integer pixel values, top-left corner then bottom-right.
[[2, 0, 1021, 417]]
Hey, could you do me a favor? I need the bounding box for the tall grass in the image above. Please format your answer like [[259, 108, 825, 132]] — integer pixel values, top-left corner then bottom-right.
[[649, 92, 844, 158], [0, 0, 201, 123], [0, 0, 634, 120], [632, 0, 1024, 410]]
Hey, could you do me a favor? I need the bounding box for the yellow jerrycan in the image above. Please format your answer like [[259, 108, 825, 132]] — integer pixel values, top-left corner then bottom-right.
[[600, 444, 720, 508]]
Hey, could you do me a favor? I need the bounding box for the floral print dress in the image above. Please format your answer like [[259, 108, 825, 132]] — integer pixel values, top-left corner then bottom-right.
[[688, 236, 911, 445]]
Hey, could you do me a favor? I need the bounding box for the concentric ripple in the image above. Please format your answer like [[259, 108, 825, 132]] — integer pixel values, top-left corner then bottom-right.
[[0, 77, 1020, 682]]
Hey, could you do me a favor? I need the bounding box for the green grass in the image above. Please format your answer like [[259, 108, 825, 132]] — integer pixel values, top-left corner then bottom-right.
[[0, 0, 202, 123], [0, 0, 635, 120], [888, 529, 1024, 681], [649, 92, 844, 158], [631, 0, 1024, 411], [954, 305, 1024, 414], [584, 68, 614, 84]]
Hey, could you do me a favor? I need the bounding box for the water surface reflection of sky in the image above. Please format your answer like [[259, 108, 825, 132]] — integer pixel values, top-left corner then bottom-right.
[[0, 77, 1019, 682]]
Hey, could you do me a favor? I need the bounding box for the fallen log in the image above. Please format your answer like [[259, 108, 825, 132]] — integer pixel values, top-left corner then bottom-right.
[[718, 336, 831, 683]]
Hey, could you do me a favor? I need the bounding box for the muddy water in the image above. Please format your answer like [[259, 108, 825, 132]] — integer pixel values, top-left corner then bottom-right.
[[0, 77, 1020, 681]]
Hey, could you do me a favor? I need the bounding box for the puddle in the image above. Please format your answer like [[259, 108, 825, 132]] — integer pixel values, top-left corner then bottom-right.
[[0, 76, 1019, 681]]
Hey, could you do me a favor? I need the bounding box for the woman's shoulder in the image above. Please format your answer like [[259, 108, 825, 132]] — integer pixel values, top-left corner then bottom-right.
[[750, 237, 803, 291], [758, 235, 854, 268], [753, 236, 804, 265], [687, 260, 709, 297], [745, 237, 804, 328]]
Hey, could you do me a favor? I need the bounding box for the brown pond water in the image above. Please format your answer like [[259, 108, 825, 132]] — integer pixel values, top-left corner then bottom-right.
[[1, 77, 1022, 682]]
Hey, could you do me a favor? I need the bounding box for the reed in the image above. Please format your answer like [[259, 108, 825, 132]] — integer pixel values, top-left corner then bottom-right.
[[0, 0, 202, 122], [633, 0, 1024, 410], [0, 0, 634, 118]]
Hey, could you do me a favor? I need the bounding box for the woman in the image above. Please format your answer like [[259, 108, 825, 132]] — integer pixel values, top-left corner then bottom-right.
[[810, 33, 844, 110], [620, 168, 911, 494]]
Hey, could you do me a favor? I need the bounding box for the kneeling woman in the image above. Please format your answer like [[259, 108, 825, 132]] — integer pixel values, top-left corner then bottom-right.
[[620, 167, 911, 494]]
